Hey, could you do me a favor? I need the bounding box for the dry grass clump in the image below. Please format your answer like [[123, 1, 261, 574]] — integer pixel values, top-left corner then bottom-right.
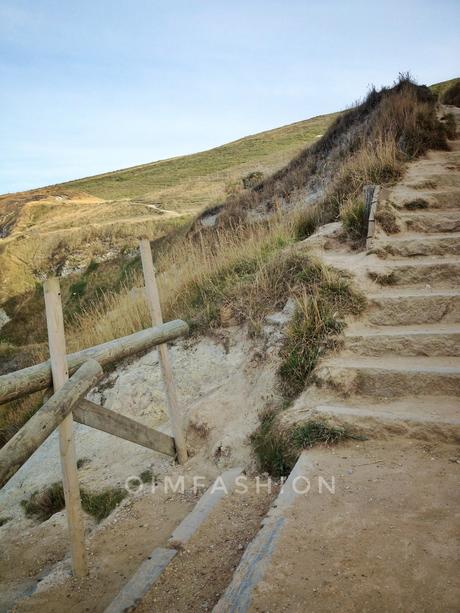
[[278, 278, 365, 399], [68, 215, 364, 349], [340, 197, 367, 242], [375, 203, 400, 234], [0, 392, 45, 448]]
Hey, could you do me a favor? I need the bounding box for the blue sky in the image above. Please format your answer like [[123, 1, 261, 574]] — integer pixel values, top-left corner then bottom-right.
[[1, 0, 459, 194]]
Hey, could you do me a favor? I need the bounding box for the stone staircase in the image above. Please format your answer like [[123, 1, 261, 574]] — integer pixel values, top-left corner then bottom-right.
[[209, 106, 460, 611], [304, 105, 460, 434]]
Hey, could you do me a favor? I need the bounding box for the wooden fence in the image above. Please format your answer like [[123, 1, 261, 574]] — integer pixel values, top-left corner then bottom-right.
[[0, 240, 188, 577]]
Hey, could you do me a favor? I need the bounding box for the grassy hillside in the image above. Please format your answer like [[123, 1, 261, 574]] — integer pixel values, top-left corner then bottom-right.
[[0, 77, 455, 307], [0, 112, 337, 303], [430, 77, 460, 99], [60, 114, 336, 203], [0, 75, 456, 446]]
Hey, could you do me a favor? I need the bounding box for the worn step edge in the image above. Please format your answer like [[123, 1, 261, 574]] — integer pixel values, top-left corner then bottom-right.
[[344, 324, 460, 337], [313, 404, 460, 443], [169, 466, 243, 548], [104, 547, 176, 613], [213, 453, 312, 613], [104, 467, 243, 613], [314, 404, 460, 427]]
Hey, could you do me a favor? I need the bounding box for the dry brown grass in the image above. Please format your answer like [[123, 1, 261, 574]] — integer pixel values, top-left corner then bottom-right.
[[67, 214, 297, 348]]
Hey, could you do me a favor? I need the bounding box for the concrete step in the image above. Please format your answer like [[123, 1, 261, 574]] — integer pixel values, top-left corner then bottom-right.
[[367, 256, 460, 288], [400, 210, 460, 233], [344, 323, 460, 356], [367, 289, 460, 325], [315, 356, 460, 398], [370, 233, 460, 257]]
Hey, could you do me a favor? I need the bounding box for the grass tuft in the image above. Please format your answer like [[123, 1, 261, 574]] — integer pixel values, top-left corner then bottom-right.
[[340, 197, 367, 242], [404, 198, 429, 210], [80, 487, 127, 523], [21, 482, 127, 523], [251, 408, 359, 477], [139, 469, 153, 484], [375, 204, 400, 234], [21, 482, 66, 522], [278, 277, 365, 400]]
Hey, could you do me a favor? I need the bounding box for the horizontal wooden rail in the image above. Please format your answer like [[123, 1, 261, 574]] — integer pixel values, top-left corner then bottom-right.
[[0, 319, 188, 405], [74, 400, 176, 457], [0, 360, 103, 489]]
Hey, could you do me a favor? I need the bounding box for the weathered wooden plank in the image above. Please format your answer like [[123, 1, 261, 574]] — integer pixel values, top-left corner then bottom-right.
[[0, 360, 103, 488], [140, 239, 188, 464], [0, 319, 189, 405], [44, 277, 88, 578], [366, 185, 381, 249], [73, 399, 176, 458]]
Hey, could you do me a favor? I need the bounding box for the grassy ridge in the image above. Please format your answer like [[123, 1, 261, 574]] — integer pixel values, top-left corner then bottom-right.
[[59, 114, 337, 202]]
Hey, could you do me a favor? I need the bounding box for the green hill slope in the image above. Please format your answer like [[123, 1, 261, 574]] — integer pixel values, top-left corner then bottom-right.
[[60, 113, 337, 205]]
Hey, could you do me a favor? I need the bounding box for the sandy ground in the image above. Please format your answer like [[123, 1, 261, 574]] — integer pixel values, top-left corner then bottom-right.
[[250, 438, 460, 613], [6, 472, 203, 613]]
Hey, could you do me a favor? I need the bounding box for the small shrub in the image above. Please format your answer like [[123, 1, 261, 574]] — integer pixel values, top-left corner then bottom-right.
[[441, 81, 460, 107], [251, 408, 292, 477], [242, 171, 264, 189], [340, 197, 367, 242], [292, 420, 349, 448], [77, 457, 91, 469]]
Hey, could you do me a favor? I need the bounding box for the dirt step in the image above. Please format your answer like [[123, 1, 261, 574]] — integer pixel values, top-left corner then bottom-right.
[[312, 396, 460, 440], [367, 289, 460, 325], [370, 233, 460, 257], [367, 257, 460, 288], [344, 323, 460, 357], [315, 356, 460, 398], [391, 189, 460, 211], [400, 210, 460, 233]]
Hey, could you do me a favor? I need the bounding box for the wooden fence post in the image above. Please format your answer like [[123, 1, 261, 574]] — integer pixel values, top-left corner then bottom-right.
[[139, 239, 188, 464], [44, 278, 88, 577]]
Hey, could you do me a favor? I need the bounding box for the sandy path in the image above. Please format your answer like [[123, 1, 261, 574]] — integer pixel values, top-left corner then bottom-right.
[[249, 438, 460, 612]]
